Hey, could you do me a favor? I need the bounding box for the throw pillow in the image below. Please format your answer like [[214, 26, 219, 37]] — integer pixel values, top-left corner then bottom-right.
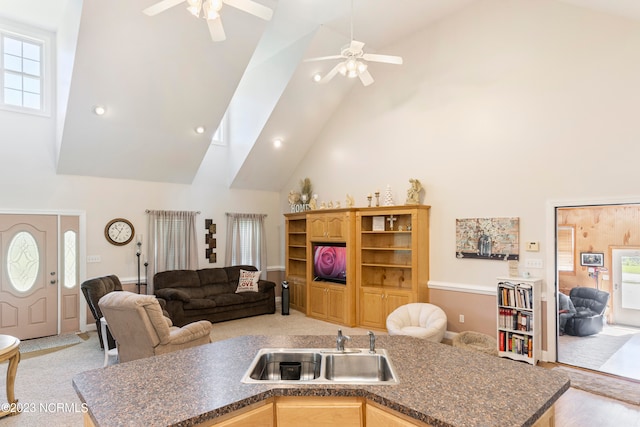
[[236, 269, 261, 293]]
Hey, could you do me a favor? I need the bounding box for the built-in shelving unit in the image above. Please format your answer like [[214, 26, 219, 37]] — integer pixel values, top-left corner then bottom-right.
[[284, 205, 430, 329], [496, 276, 541, 365], [356, 205, 430, 330], [284, 213, 307, 313]]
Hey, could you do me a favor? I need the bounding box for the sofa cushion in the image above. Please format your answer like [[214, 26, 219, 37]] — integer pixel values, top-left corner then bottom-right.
[[154, 270, 201, 289], [197, 268, 230, 287], [225, 265, 258, 284], [210, 293, 244, 306], [183, 298, 218, 310], [236, 269, 261, 293], [201, 283, 237, 297], [156, 288, 191, 303]]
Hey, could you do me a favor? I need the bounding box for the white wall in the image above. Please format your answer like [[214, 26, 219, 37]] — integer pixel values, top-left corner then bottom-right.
[[0, 109, 282, 284], [281, 0, 640, 288]]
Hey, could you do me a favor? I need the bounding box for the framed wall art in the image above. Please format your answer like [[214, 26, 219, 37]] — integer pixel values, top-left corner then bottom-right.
[[580, 252, 604, 267], [456, 217, 519, 261]]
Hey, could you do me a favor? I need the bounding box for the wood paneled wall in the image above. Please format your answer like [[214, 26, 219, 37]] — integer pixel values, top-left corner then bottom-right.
[[557, 204, 640, 297]]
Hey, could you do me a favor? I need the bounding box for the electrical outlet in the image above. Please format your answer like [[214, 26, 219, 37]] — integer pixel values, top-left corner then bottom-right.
[[87, 255, 101, 263], [459, 314, 465, 323]]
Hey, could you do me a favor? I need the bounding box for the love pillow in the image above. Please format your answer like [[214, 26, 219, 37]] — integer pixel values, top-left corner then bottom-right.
[[236, 269, 261, 293]]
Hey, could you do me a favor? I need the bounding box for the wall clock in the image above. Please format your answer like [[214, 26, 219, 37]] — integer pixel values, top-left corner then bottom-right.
[[104, 218, 135, 246]]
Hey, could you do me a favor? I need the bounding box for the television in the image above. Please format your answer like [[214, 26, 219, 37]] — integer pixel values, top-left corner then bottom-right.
[[312, 243, 347, 284]]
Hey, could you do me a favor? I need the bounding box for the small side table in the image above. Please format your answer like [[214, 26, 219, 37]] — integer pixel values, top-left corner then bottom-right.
[[100, 317, 118, 367], [0, 335, 20, 418]]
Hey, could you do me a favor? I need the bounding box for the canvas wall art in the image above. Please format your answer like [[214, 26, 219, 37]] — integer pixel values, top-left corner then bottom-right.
[[456, 217, 519, 260]]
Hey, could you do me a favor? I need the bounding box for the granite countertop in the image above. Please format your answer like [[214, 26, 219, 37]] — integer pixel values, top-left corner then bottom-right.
[[73, 335, 569, 427]]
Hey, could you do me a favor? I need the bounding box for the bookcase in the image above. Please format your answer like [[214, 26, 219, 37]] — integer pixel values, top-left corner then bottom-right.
[[284, 213, 307, 312], [356, 206, 430, 330], [496, 276, 541, 365]]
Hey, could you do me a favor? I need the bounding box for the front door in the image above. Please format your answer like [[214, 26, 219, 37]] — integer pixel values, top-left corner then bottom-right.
[[612, 248, 640, 328], [0, 215, 58, 339]]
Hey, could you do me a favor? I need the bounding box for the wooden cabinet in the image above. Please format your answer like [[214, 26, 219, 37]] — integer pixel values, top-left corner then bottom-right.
[[496, 276, 541, 365], [276, 397, 363, 427], [284, 206, 429, 329], [308, 282, 347, 324], [308, 213, 347, 240], [366, 402, 430, 427], [306, 209, 356, 326], [356, 206, 430, 331], [208, 401, 274, 426], [284, 213, 307, 312], [358, 288, 411, 329]]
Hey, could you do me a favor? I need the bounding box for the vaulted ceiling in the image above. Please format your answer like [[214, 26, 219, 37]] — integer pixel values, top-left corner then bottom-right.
[[3, 0, 640, 189]]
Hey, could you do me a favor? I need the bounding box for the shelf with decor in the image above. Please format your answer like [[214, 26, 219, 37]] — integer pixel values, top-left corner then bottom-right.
[[284, 213, 308, 313], [356, 205, 430, 330], [496, 276, 541, 365]]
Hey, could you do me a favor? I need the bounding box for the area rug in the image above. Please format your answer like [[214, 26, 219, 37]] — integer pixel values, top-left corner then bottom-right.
[[554, 365, 640, 406], [19, 333, 84, 354], [558, 332, 632, 371]]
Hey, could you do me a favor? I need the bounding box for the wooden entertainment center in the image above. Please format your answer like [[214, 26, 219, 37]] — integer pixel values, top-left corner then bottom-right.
[[284, 205, 430, 329]]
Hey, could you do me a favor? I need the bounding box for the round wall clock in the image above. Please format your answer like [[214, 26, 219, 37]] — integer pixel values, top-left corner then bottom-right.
[[104, 218, 135, 246]]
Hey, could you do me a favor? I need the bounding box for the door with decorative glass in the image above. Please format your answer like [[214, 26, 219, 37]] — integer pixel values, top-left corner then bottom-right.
[[612, 248, 640, 328], [0, 215, 58, 339]]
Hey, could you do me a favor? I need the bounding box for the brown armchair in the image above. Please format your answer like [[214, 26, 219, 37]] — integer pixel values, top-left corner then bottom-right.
[[98, 291, 212, 363], [81, 275, 123, 349]]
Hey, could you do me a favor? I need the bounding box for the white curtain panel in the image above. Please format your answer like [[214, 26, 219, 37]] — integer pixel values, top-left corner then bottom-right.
[[225, 213, 267, 277], [146, 210, 199, 294]]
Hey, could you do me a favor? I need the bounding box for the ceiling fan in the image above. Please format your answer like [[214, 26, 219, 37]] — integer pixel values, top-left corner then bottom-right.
[[304, 0, 403, 86], [143, 0, 273, 42]]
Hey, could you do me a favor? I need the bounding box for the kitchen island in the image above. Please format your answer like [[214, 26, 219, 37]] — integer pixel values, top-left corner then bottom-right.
[[73, 335, 569, 427]]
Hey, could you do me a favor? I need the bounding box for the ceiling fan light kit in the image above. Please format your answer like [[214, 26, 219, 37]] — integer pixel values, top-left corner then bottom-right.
[[143, 0, 273, 42], [303, 0, 403, 86]]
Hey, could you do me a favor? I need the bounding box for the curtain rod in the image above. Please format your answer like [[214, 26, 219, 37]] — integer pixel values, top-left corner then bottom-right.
[[145, 209, 201, 214]]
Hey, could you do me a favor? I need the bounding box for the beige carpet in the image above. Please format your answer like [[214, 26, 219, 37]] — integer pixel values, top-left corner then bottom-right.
[[554, 366, 640, 407]]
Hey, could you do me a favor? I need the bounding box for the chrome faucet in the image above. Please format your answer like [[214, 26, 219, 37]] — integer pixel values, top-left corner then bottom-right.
[[336, 329, 351, 352], [368, 331, 376, 354]]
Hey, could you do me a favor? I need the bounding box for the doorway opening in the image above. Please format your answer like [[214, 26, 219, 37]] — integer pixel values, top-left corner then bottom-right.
[[556, 204, 640, 381]]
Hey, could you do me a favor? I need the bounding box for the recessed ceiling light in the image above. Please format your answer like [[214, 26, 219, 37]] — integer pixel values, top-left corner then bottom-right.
[[312, 73, 322, 83], [195, 126, 205, 134], [93, 105, 106, 116], [273, 138, 283, 148]]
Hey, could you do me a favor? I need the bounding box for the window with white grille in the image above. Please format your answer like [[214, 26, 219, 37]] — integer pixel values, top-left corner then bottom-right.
[[0, 20, 51, 115]]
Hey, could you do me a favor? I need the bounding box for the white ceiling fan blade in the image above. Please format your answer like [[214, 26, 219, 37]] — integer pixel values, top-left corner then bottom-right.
[[207, 17, 226, 41], [143, 0, 186, 16], [362, 53, 404, 65], [359, 69, 374, 86], [320, 63, 343, 84], [223, 0, 273, 21], [304, 55, 344, 63]]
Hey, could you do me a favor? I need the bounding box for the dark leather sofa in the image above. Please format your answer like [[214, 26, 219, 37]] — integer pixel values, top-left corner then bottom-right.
[[81, 275, 122, 349], [564, 287, 610, 337], [154, 265, 276, 327]]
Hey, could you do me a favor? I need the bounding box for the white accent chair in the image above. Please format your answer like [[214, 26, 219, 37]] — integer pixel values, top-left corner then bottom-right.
[[386, 303, 447, 343]]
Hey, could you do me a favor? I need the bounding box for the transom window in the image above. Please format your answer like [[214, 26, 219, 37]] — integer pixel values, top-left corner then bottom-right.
[[2, 34, 42, 110], [0, 19, 51, 116]]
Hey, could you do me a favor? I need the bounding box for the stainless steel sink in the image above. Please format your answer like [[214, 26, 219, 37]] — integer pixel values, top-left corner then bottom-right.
[[241, 348, 399, 385], [245, 349, 323, 381], [324, 353, 397, 383]]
